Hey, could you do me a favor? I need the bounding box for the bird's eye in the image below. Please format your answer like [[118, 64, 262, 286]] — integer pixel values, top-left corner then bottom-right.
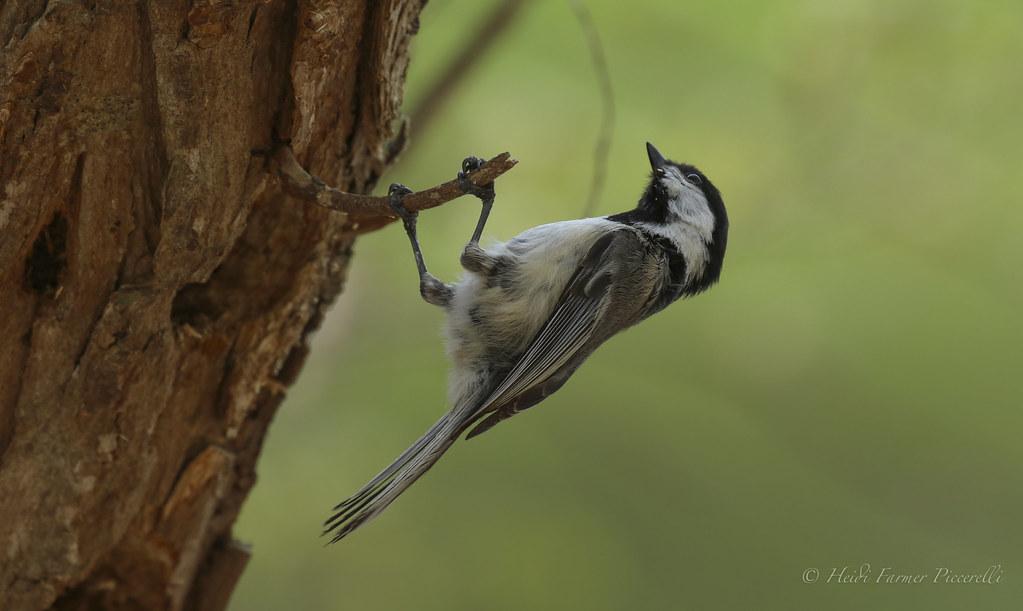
[[686, 173, 703, 186]]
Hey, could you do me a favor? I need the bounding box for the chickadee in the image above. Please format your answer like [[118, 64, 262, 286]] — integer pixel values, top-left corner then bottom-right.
[[325, 142, 728, 542]]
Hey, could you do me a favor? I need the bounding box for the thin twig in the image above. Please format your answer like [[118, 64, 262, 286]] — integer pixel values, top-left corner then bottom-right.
[[409, 0, 528, 137], [273, 146, 518, 234], [569, 0, 615, 217]]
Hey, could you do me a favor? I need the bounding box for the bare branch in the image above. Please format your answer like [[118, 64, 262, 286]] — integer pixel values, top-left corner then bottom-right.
[[273, 146, 518, 233]]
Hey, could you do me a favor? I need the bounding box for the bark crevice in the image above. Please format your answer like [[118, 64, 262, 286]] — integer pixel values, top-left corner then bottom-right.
[[23, 211, 67, 294]]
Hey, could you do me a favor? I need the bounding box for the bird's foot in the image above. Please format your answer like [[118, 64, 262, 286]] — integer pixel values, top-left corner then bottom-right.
[[457, 156, 495, 202], [388, 183, 416, 223]]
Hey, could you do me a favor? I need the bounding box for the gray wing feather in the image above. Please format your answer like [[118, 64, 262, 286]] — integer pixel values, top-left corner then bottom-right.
[[463, 230, 634, 438], [488, 299, 599, 404]]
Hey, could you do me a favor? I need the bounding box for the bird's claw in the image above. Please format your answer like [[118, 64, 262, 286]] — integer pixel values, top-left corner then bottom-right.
[[457, 156, 494, 201], [461, 156, 485, 175], [388, 183, 416, 221]]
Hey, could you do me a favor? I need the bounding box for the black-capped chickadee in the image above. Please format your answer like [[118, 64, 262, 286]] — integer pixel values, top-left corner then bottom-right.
[[325, 142, 728, 542]]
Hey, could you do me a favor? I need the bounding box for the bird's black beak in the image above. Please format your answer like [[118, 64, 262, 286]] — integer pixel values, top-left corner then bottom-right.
[[646, 142, 667, 171]]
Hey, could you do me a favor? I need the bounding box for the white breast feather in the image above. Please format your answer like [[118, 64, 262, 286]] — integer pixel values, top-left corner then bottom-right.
[[443, 218, 617, 406]]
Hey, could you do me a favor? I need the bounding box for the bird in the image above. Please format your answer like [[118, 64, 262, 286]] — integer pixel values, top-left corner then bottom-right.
[[324, 142, 728, 542]]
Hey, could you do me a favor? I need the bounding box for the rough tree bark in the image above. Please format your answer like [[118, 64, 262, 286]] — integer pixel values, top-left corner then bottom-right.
[[0, 1, 432, 609]]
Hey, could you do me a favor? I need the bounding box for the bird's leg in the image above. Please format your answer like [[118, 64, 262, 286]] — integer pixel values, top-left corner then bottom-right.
[[458, 156, 495, 244], [388, 183, 453, 307], [457, 156, 499, 274]]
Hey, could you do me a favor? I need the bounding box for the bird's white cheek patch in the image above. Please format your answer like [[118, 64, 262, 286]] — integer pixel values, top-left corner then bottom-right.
[[669, 189, 715, 241]]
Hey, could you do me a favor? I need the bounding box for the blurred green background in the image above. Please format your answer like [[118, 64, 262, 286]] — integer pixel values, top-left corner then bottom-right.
[[233, 1, 1023, 609]]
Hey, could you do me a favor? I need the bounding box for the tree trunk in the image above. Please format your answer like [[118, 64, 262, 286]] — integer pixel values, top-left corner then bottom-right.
[[0, 1, 423, 609]]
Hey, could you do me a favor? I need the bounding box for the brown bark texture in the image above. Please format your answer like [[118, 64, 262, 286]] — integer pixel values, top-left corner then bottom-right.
[[0, 1, 426, 609]]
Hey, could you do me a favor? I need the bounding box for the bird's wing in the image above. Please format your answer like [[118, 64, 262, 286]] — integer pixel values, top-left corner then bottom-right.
[[462, 228, 651, 438]]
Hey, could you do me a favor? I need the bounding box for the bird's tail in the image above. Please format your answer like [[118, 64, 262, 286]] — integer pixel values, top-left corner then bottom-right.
[[324, 410, 467, 542]]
